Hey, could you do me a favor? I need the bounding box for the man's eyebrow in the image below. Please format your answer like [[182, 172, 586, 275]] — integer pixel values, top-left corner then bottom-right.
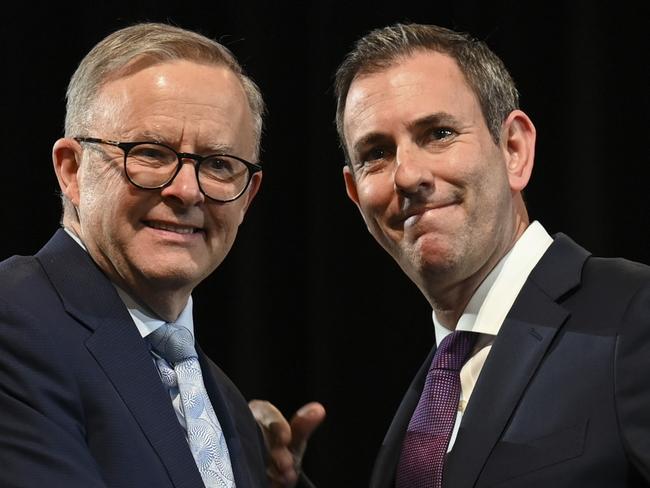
[[351, 132, 391, 157], [406, 112, 461, 133], [129, 131, 165, 142], [351, 112, 463, 156], [126, 132, 236, 154], [202, 143, 236, 154]]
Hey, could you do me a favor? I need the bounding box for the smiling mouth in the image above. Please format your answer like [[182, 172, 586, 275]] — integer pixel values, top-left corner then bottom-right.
[[145, 221, 203, 235], [401, 201, 458, 226]]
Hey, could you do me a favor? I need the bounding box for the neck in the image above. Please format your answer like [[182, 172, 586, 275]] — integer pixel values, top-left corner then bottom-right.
[[129, 287, 190, 323], [109, 270, 191, 322]]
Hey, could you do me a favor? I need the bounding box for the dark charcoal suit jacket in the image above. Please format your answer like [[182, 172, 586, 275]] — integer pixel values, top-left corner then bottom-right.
[[0, 229, 269, 487], [371, 234, 650, 487]]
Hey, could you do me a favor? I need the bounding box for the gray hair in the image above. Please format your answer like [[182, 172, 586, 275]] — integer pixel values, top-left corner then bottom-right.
[[334, 23, 519, 165], [66, 22, 265, 153]]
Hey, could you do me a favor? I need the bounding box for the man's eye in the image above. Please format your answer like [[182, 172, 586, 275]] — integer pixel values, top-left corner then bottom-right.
[[359, 147, 390, 167], [366, 147, 386, 162], [429, 127, 455, 141]]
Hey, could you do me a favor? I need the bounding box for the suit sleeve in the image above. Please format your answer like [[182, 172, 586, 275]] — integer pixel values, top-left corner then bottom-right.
[[615, 281, 650, 481], [0, 298, 108, 487]]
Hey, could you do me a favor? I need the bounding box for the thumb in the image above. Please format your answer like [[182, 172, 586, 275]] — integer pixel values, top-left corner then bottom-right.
[[289, 402, 326, 456], [248, 399, 292, 448]]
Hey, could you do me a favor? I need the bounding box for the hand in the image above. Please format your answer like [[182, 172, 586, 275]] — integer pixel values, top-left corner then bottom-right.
[[249, 400, 326, 488]]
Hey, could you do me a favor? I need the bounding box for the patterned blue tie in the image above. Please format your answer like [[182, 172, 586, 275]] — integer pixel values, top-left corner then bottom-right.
[[149, 323, 235, 487]]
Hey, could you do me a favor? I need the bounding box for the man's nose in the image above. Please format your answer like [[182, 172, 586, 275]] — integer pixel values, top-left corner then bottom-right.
[[160, 160, 204, 206], [393, 145, 435, 198]]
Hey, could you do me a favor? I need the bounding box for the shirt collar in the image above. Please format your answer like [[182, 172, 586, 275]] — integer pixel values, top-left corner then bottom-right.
[[64, 227, 86, 250], [433, 221, 553, 345], [114, 287, 195, 339]]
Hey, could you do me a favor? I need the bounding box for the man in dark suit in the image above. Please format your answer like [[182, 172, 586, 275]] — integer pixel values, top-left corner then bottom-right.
[[257, 23, 650, 487], [0, 22, 288, 488]]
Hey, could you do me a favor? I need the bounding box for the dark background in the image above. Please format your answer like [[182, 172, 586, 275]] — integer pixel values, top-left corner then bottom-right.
[[1, 1, 648, 485]]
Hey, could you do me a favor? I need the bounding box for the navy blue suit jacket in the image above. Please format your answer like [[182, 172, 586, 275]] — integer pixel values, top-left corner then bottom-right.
[[371, 234, 650, 487], [0, 230, 269, 487]]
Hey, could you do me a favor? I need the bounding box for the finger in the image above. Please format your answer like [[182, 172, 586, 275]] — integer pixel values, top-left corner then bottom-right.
[[249, 400, 305, 487], [289, 402, 326, 455], [269, 443, 295, 473], [267, 446, 299, 486], [267, 461, 298, 488], [249, 399, 292, 447], [268, 464, 299, 488]]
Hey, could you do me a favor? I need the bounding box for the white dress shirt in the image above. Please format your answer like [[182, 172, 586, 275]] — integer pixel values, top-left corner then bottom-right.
[[432, 221, 553, 450]]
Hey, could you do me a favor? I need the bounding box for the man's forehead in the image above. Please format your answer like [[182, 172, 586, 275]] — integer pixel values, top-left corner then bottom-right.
[[343, 51, 474, 138], [99, 59, 241, 99], [346, 51, 465, 107], [89, 61, 255, 151], [107, 56, 229, 85]]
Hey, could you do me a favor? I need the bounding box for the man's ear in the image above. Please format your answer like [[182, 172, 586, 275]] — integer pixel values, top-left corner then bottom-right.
[[237, 171, 262, 224], [52, 138, 83, 206], [343, 165, 360, 207], [500, 110, 536, 192]]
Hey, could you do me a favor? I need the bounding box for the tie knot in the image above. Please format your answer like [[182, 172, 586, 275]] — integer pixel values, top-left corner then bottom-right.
[[148, 323, 197, 364], [431, 330, 476, 371]]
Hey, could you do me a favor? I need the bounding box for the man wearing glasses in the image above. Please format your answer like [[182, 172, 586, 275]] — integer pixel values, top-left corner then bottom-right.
[[0, 23, 324, 488]]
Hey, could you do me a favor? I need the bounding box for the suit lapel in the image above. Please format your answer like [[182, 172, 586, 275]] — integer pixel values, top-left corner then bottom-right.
[[37, 230, 204, 488], [197, 348, 255, 488], [443, 234, 590, 487], [443, 287, 567, 486]]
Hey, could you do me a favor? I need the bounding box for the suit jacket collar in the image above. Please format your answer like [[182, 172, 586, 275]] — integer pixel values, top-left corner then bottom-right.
[[370, 234, 590, 488], [443, 234, 589, 486], [35, 229, 258, 488]]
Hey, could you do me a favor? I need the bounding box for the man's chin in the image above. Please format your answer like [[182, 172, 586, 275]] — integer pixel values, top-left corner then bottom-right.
[[134, 260, 208, 290], [397, 239, 460, 279], [411, 235, 456, 263]]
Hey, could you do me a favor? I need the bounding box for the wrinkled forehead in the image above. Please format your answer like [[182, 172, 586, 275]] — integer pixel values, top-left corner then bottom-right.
[[342, 51, 475, 137], [88, 60, 256, 157]]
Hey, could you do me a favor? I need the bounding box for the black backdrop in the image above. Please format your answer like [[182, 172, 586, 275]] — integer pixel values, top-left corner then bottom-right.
[[1, 1, 648, 485]]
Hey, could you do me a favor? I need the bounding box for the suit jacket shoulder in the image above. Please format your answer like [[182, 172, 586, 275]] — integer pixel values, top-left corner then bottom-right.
[[0, 230, 269, 488]]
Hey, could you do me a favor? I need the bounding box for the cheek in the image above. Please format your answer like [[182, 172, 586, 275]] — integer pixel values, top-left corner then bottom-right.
[[79, 162, 124, 211], [357, 176, 393, 214], [206, 205, 245, 239], [464, 169, 512, 234]]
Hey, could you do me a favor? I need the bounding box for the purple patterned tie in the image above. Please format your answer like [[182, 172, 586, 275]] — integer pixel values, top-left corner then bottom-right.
[[395, 330, 476, 488]]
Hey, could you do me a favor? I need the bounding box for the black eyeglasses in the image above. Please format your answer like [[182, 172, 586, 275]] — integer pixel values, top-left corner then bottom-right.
[[75, 137, 262, 203]]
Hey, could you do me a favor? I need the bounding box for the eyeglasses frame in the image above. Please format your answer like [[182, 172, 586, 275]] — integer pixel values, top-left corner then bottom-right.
[[74, 136, 262, 203]]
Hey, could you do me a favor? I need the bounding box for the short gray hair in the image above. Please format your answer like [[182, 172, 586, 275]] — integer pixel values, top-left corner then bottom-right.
[[335, 23, 519, 165], [66, 22, 265, 153]]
